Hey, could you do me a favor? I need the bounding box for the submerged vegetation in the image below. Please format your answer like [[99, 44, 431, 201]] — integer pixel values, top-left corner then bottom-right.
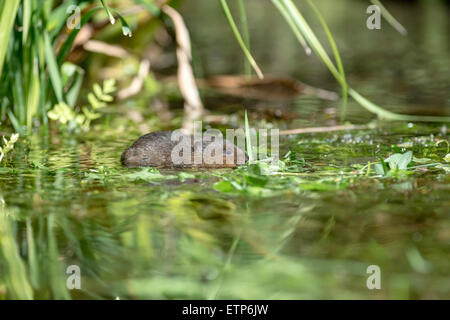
[[48, 79, 117, 132], [0, 0, 449, 300]]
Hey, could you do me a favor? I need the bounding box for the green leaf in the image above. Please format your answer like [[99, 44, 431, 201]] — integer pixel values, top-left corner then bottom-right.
[[244, 174, 268, 187], [82, 108, 101, 120], [304, 0, 348, 122], [93, 83, 103, 100], [214, 180, 237, 193], [384, 151, 412, 171], [397, 151, 413, 170], [370, 0, 407, 35], [103, 79, 117, 94], [245, 110, 253, 162], [26, 57, 40, 130], [374, 163, 385, 176], [133, 0, 160, 16], [0, 0, 20, 76], [219, 0, 263, 79], [0, 207, 34, 299], [22, 0, 32, 44], [61, 62, 85, 107], [88, 93, 105, 109], [385, 153, 402, 170], [178, 172, 196, 182], [111, 9, 133, 37]]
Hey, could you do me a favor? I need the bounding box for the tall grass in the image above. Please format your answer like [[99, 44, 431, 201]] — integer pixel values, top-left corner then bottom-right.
[[0, 0, 146, 134]]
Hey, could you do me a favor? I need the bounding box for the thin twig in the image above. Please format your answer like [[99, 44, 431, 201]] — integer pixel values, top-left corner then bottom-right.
[[279, 124, 372, 135]]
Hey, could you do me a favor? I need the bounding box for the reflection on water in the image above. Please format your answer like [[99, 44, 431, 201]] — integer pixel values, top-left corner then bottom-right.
[[0, 0, 449, 299]]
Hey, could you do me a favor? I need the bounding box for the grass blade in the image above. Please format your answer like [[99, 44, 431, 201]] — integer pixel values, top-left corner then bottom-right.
[[304, 0, 348, 122], [133, 0, 161, 16], [348, 89, 450, 122], [22, 0, 32, 44], [27, 56, 40, 130], [271, 0, 311, 55], [111, 8, 133, 37], [219, 0, 264, 79], [237, 0, 251, 77], [244, 110, 253, 162]]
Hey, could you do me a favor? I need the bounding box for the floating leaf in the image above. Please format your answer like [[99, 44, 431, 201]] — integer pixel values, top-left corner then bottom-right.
[[103, 79, 117, 94], [397, 151, 413, 170]]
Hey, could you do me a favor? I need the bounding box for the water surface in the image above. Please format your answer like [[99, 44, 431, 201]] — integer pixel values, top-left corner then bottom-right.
[[0, 0, 449, 299]]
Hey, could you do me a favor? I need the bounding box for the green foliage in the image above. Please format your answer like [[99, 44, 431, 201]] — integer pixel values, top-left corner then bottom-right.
[[48, 79, 117, 132], [384, 151, 413, 171], [0, 0, 20, 76], [244, 110, 253, 162]]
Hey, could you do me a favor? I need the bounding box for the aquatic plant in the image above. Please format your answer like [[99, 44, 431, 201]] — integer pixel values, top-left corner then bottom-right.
[[48, 79, 117, 132]]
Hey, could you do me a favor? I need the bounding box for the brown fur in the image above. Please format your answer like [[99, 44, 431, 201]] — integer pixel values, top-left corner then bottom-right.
[[121, 131, 247, 168]]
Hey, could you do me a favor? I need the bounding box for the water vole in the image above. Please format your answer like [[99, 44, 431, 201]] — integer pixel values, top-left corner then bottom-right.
[[121, 131, 247, 168]]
